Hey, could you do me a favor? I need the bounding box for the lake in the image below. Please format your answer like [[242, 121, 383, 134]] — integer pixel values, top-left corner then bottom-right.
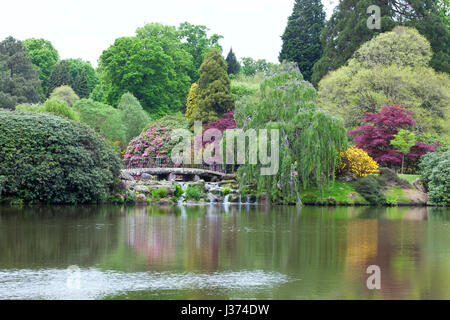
[[0, 204, 449, 300]]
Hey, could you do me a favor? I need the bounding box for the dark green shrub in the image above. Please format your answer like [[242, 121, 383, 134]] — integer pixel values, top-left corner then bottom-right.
[[0, 110, 121, 204], [186, 185, 202, 201], [125, 192, 136, 205], [222, 187, 231, 196], [377, 167, 412, 189], [152, 187, 168, 200], [420, 150, 450, 205], [16, 98, 80, 122], [354, 176, 386, 205]]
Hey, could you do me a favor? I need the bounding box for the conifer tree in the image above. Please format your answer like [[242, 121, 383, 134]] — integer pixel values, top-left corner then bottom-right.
[[191, 49, 234, 125], [73, 70, 90, 98], [279, 0, 325, 82], [225, 48, 240, 75], [47, 60, 71, 96], [0, 36, 41, 109]]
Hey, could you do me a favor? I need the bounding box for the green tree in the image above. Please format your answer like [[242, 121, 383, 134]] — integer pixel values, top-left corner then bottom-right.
[[391, 129, 416, 173], [23, 38, 59, 98], [311, 0, 450, 85], [279, 0, 325, 82], [185, 83, 198, 120], [136, 23, 194, 113], [318, 27, 450, 135], [73, 99, 127, 147], [65, 58, 99, 95], [72, 70, 90, 98], [240, 57, 278, 76], [178, 22, 223, 81], [99, 36, 182, 117], [234, 62, 348, 204], [47, 60, 71, 96], [49, 85, 79, 108], [226, 48, 240, 75], [0, 36, 41, 109], [191, 49, 234, 124], [117, 92, 150, 140]]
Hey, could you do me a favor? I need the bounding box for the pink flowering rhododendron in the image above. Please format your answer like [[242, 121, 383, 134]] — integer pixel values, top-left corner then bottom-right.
[[123, 125, 178, 168]]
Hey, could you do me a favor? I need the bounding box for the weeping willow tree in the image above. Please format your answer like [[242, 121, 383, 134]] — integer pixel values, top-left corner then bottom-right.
[[233, 62, 348, 204]]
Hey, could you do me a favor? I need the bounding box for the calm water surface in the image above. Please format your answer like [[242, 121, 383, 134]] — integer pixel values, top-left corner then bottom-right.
[[0, 204, 449, 300]]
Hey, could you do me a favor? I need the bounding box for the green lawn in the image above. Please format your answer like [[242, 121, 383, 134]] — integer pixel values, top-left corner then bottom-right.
[[398, 174, 420, 183], [300, 180, 368, 205]]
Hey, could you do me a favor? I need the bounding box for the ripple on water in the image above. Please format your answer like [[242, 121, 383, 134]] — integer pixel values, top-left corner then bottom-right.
[[0, 269, 291, 300]]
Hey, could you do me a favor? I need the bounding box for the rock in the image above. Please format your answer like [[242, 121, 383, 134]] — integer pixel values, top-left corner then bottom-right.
[[327, 197, 337, 206], [120, 171, 134, 181], [247, 194, 257, 203], [230, 194, 240, 203], [135, 193, 147, 203], [193, 175, 200, 182], [209, 188, 223, 196], [133, 185, 149, 194], [413, 178, 427, 193], [168, 172, 176, 181], [192, 179, 205, 189], [218, 179, 236, 186], [405, 189, 428, 204], [347, 192, 358, 199], [207, 192, 220, 203], [156, 198, 171, 206], [140, 173, 155, 181]]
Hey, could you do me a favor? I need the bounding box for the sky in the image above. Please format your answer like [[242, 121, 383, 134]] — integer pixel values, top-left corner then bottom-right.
[[0, 0, 338, 68]]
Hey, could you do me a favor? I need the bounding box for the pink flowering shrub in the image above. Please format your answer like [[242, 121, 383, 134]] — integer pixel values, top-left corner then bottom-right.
[[123, 125, 178, 168]]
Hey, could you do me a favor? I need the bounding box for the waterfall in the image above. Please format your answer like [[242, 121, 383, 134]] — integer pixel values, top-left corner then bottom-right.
[[223, 194, 230, 204]]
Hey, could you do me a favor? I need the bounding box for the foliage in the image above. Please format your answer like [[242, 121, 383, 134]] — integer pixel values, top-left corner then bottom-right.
[[318, 27, 450, 134], [185, 83, 198, 121], [191, 49, 234, 124], [23, 38, 59, 97], [235, 62, 348, 204], [279, 0, 325, 82], [178, 22, 223, 81], [419, 149, 450, 205], [0, 110, 121, 204], [377, 167, 412, 189], [311, 0, 450, 85], [99, 36, 183, 117], [152, 187, 168, 200], [222, 187, 231, 196], [299, 180, 367, 205], [65, 58, 99, 95], [226, 48, 240, 75], [73, 99, 126, 146], [146, 113, 189, 131], [174, 184, 184, 198], [16, 98, 80, 122], [349, 105, 437, 169], [391, 129, 416, 173], [124, 124, 178, 165], [0, 36, 41, 109], [240, 57, 278, 77], [72, 70, 90, 98], [47, 60, 71, 96], [185, 185, 202, 201], [117, 92, 150, 141], [49, 85, 79, 108], [338, 147, 379, 179], [354, 175, 386, 205]]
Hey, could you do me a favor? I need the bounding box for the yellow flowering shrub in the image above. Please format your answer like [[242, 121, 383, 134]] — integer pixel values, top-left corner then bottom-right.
[[338, 147, 379, 178]]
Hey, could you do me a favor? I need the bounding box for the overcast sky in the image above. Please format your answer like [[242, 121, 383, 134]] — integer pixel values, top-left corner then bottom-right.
[[0, 0, 338, 68]]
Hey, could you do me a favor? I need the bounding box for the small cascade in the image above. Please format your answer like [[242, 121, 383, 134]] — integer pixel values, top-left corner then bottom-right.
[[223, 194, 230, 204], [177, 182, 190, 204]]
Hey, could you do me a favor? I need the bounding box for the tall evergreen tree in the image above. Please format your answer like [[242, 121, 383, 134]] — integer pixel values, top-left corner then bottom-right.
[[311, 0, 450, 85], [47, 60, 70, 96], [190, 49, 234, 125], [0, 36, 41, 109], [226, 48, 240, 75], [279, 0, 326, 82], [72, 70, 90, 98]]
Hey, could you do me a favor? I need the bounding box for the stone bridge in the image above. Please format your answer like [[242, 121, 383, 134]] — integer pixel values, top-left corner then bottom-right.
[[122, 167, 236, 182]]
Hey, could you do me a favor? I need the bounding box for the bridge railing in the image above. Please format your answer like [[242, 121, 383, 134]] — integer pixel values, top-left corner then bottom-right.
[[123, 157, 238, 174]]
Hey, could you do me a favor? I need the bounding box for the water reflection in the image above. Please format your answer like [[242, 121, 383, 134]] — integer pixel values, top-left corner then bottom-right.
[[0, 205, 449, 299]]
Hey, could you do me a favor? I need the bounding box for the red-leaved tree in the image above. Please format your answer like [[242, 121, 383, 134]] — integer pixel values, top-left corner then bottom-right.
[[349, 104, 437, 169]]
